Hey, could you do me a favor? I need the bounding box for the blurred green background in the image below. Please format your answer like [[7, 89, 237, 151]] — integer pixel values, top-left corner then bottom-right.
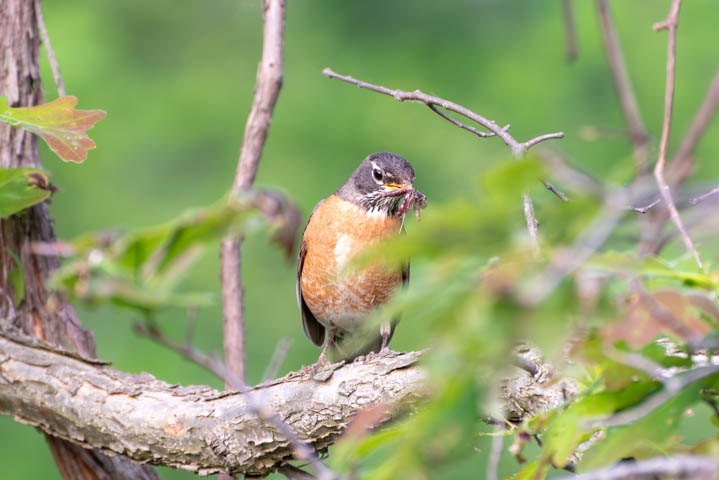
[[2, 0, 719, 478]]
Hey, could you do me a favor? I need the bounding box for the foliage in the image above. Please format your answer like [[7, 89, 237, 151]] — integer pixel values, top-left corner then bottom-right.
[[0, 166, 54, 218], [49, 190, 299, 313], [0, 96, 105, 163]]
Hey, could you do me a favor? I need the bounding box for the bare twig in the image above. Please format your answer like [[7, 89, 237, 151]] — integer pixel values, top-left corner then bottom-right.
[[517, 194, 625, 307], [690, 186, 719, 206], [262, 337, 292, 382], [486, 424, 504, 480], [134, 322, 340, 480], [220, 0, 287, 386], [537, 147, 604, 195], [562, 0, 578, 62], [542, 180, 569, 202], [322, 68, 564, 158], [558, 455, 717, 480], [597, 0, 650, 171], [667, 66, 719, 185], [279, 465, 317, 480], [628, 197, 660, 214], [652, 0, 703, 268], [522, 194, 540, 258], [641, 66, 719, 255], [34, 0, 66, 97]]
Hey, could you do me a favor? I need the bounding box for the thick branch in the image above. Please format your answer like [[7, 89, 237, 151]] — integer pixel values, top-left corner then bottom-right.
[[0, 333, 572, 476], [0, 334, 426, 476], [220, 0, 286, 386]]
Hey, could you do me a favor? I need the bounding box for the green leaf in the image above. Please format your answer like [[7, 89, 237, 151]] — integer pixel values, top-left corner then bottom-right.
[[507, 459, 550, 480], [578, 368, 719, 471], [541, 380, 661, 467], [0, 167, 53, 218], [50, 190, 299, 313], [0, 96, 106, 163]]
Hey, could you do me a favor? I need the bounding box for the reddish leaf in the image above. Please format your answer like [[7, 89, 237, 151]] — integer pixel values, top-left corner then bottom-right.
[[604, 290, 713, 348], [0, 96, 106, 163]]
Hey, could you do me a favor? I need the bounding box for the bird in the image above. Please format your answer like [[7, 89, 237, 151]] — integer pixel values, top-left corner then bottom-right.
[[296, 152, 424, 363]]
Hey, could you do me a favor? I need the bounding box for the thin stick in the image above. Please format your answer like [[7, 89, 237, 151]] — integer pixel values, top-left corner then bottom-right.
[[522, 194, 540, 258], [486, 425, 504, 480], [652, 0, 703, 268], [262, 337, 292, 382], [690, 186, 719, 206], [323, 68, 564, 158], [542, 180, 569, 202], [220, 0, 287, 387], [597, 0, 650, 171], [640, 66, 719, 256], [134, 322, 340, 480], [562, 0, 578, 62], [667, 66, 719, 185], [628, 197, 661, 214], [34, 0, 66, 97], [558, 455, 717, 480], [279, 465, 317, 480]]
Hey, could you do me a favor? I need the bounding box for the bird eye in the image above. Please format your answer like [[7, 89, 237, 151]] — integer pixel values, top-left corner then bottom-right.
[[372, 167, 383, 182]]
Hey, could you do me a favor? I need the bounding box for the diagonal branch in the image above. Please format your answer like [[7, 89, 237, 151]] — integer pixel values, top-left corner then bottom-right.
[[651, 0, 703, 268], [34, 0, 66, 97], [220, 0, 287, 387], [322, 68, 564, 157], [597, 0, 650, 172], [559, 455, 717, 480]]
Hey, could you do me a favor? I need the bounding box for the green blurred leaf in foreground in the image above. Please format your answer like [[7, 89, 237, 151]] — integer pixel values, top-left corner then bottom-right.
[[48, 189, 300, 313], [0, 96, 106, 163]]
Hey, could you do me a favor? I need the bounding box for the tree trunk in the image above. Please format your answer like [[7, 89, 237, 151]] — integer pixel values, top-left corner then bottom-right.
[[0, 1, 158, 478]]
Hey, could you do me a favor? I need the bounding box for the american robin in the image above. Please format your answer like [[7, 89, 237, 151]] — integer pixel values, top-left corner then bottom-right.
[[297, 152, 425, 362]]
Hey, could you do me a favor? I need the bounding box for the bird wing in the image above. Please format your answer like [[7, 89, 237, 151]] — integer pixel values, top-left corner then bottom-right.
[[296, 200, 326, 346]]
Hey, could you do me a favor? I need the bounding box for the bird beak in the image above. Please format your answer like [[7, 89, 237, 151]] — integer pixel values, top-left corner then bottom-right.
[[383, 182, 413, 191]]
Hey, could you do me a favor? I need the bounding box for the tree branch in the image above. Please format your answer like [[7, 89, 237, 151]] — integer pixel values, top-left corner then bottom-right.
[[0, 334, 426, 477], [322, 68, 564, 157], [34, 0, 65, 97], [562, 0, 578, 63], [220, 0, 287, 386], [651, 0, 703, 268], [559, 455, 717, 480], [597, 0, 650, 171], [523, 193, 540, 258]]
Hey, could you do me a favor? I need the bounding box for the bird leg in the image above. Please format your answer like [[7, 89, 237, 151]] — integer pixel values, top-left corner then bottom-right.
[[379, 321, 392, 352], [316, 324, 337, 365]]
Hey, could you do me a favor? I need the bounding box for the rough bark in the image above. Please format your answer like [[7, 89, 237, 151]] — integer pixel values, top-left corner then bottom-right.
[[0, 331, 575, 476], [0, 334, 427, 476], [0, 1, 157, 478]]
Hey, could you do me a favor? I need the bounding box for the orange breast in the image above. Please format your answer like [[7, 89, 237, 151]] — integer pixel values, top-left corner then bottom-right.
[[300, 195, 403, 331]]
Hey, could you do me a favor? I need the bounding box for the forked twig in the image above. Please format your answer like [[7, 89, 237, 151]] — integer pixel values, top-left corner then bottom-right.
[[323, 68, 564, 158], [652, 0, 703, 268]]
